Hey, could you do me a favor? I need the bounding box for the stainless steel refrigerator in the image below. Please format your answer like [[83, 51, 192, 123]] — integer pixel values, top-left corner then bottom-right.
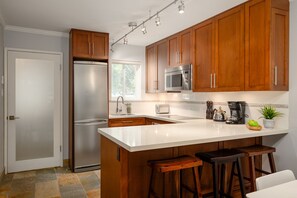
[[74, 61, 108, 172]]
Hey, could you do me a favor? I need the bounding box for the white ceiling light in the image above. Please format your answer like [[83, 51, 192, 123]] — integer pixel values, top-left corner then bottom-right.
[[141, 23, 147, 34], [178, 0, 185, 14], [123, 36, 128, 45], [155, 13, 161, 26]]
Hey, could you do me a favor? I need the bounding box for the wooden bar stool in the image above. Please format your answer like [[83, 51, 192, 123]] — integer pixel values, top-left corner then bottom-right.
[[236, 145, 276, 191], [196, 149, 246, 198], [147, 155, 203, 198]]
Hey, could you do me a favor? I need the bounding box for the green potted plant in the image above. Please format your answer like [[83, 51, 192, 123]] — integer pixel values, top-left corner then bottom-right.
[[259, 105, 283, 128]]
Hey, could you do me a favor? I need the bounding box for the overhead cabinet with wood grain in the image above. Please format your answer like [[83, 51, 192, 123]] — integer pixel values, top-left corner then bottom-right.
[[193, 5, 245, 92], [146, 0, 289, 92], [71, 29, 109, 60], [245, 0, 289, 91], [168, 29, 192, 67], [146, 39, 168, 93]]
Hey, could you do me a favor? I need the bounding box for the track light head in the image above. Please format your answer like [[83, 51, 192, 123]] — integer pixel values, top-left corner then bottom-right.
[[178, 0, 185, 14], [141, 23, 147, 34], [123, 36, 128, 45], [155, 13, 161, 26]]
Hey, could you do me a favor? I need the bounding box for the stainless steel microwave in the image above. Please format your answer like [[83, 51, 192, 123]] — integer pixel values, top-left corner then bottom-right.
[[165, 64, 192, 91]]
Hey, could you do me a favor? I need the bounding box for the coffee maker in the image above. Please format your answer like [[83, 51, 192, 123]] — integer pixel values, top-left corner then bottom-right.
[[226, 101, 246, 124]]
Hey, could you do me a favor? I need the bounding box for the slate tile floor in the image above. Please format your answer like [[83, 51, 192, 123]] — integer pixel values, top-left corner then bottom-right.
[[0, 167, 100, 198]]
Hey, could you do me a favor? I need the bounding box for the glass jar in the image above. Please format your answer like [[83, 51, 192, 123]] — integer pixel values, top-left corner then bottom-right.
[[126, 103, 132, 114]]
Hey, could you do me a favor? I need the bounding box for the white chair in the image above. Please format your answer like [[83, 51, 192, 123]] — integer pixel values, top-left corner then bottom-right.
[[256, 169, 296, 190]]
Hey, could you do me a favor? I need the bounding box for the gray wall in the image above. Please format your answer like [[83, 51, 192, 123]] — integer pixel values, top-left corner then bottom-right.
[[0, 22, 4, 175], [4, 30, 69, 159]]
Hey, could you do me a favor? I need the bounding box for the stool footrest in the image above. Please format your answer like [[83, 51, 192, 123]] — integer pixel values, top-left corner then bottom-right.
[[255, 168, 271, 175]]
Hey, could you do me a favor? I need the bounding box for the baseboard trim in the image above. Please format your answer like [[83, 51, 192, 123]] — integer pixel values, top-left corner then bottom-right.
[[0, 168, 5, 182], [63, 159, 69, 168]]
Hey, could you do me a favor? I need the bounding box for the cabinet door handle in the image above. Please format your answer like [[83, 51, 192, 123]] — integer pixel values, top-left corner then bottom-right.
[[176, 52, 179, 64], [210, 74, 213, 88], [179, 51, 182, 64], [274, 66, 278, 86], [92, 43, 95, 55], [121, 121, 133, 123], [88, 42, 91, 54], [213, 73, 216, 88]]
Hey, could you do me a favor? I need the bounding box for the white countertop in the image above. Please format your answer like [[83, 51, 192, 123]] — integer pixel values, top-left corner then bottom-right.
[[98, 115, 288, 152]]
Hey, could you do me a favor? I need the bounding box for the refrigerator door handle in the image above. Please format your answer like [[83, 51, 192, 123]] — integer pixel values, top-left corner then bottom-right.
[[74, 120, 108, 126]]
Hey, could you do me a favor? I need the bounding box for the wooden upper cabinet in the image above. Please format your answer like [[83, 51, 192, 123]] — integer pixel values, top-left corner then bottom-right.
[[156, 40, 168, 92], [193, 5, 244, 92], [146, 39, 168, 93], [92, 32, 109, 60], [192, 19, 214, 92], [168, 29, 192, 67], [245, 0, 289, 91], [146, 44, 157, 93], [71, 29, 109, 60], [214, 5, 245, 91]]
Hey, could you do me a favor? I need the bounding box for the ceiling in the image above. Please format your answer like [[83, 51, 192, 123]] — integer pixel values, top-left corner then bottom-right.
[[0, 0, 247, 46]]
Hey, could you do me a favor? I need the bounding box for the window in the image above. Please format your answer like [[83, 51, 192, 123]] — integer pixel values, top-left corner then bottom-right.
[[111, 62, 141, 100]]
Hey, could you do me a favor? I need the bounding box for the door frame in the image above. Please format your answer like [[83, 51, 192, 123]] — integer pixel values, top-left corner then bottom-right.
[[4, 48, 63, 174]]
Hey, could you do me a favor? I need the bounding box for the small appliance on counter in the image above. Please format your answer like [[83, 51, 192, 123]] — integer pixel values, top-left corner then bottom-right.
[[155, 104, 170, 114], [213, 106, 227, 122], [206, 101, 214, 119], [226, 101, 246, 124]]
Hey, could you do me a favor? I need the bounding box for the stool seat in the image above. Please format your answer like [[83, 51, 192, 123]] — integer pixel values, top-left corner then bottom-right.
[[235, 144, 277, 192], [148, 155, 203, 198], [196, 149, 246, 198], [237, 145, 275, 157], [148, 155, 202, 173], [196, 149, 245, 163]]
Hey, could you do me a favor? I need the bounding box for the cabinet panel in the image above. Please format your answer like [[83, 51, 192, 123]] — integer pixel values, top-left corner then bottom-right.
[[245, 0, 269, 90], [156, 40, 168, 92], [146, 45, 157, 93], [192, 20, 214, 92], [271, 8, 289, 90], [168, 36, 179, 67], [180, 30, 192, 65], [72, 30, 91, 58], [109, 118, 146, 127], [245, 0, 289, 91], [92, 33, 109, 60], [71, 29, 109, 60], [214, 5, 245, 91]]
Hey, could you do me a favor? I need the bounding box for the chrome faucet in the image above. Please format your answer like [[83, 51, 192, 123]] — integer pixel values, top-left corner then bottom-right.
[[116, 96, 125, 114]]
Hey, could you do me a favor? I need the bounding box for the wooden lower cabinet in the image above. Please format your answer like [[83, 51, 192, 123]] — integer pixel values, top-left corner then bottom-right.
[[101, 136, 262, 198], [109, 117, 173, 127], [108, 117, 146, 127]]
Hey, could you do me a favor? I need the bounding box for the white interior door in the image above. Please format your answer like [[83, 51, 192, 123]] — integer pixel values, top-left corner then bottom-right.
[[7, 50, 62, 173]]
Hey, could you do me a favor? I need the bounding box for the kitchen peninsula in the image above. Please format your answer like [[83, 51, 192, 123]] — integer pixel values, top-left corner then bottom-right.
[[98, 117, 288, 197]]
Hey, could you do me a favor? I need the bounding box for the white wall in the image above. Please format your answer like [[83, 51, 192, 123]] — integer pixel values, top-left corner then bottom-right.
[[0, 22, 4, 175], [4, 30, 69, 159]]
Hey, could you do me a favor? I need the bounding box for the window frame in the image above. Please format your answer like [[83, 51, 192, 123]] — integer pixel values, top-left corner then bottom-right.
[[110, 60, 142, 101]]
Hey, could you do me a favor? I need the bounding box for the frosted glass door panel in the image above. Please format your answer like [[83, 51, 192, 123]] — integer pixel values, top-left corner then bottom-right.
[[15, 59, 54, 161]]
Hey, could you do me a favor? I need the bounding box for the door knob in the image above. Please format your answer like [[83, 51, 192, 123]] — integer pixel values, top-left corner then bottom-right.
[[8, 115, 20, 120]]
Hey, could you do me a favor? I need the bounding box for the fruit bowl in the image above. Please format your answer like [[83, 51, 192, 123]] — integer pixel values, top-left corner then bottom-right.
[[246, 124, 262, 131]]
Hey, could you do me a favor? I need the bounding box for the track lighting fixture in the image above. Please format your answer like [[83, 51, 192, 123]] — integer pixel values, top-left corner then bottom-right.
[[141, 23, 147, 34], [123, 36, 128, 45], [178, 0, 185, 14], [155, 13, 161, 26], [111, 0, 186, 48]]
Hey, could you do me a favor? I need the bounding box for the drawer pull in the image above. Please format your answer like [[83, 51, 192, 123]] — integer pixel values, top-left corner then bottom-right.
[[121, 121, 134, 123]]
